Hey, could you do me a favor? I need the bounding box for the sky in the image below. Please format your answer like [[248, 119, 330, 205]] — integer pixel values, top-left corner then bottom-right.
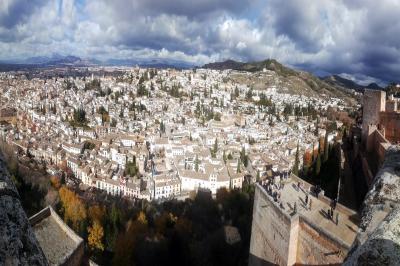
[[0, 0, 399, 85]]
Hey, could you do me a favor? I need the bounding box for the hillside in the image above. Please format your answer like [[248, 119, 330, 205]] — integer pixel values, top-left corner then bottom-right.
[[323, 75, 383, 92], [204, 59, 356, 104], [203, 59, 296, 76]]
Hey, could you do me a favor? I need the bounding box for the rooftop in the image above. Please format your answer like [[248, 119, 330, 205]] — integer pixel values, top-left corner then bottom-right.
[[30, 206, 84, 266], [259, 174, 359, 248]]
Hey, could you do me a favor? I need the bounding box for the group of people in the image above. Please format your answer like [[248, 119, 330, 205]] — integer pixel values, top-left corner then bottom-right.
[[260, 178, 283, 205]]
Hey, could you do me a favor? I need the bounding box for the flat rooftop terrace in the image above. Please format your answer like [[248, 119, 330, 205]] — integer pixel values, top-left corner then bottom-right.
[[260, 174, 360, 248], [30, 206, 83, 266]]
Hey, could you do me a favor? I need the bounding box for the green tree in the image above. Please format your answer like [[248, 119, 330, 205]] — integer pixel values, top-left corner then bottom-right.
[[315, 153, 321, 177], [292, 143, 300, 176], [323, 131, 329, 162], [240, 147, 248, 167], [234, 86, 239, 98], [195, 155, 199, 172], [212, 138, 218, 158], [223, 150, 227, 164], [236, 158, 241, 173]]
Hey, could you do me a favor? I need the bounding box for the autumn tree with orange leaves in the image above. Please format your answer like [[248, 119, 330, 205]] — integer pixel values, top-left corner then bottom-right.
[[59, 186, 87, 233], [88, 221, 104, 252]]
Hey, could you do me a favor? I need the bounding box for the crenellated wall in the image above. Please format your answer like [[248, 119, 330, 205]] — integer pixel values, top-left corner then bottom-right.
[[248, 182, 356, 266]]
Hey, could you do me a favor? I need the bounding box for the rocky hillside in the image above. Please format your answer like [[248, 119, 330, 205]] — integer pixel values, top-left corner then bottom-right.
[[204, 59, 356, 104], [344, 146, 400, 265], [323, 75, 383, 93]]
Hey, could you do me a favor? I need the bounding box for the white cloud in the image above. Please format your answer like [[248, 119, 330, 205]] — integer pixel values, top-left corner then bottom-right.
[[0, 0, 398, 83]]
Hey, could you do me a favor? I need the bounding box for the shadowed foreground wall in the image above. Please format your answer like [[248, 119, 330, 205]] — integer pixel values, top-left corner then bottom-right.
[[0, 154, 48, 266], [344, 146, 400, 265]]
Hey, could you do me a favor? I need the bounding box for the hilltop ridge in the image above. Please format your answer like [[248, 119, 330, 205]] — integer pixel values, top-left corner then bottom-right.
[[204, 59, 356, 103]]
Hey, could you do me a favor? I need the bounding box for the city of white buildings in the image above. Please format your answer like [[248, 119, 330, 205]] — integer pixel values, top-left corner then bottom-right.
[[0, 67, 348, 201]]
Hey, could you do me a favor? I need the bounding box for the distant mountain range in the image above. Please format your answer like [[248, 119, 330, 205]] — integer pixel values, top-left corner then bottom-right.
[[203, 59, 383, 92], [0, 55, 384, 94], [0, 54, 194, 70], [322, 74, 382, 92]]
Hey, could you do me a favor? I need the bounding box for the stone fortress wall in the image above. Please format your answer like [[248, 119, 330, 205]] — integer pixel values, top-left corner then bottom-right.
[[0, 152, 85, 265], [379, 111, 400, 143], [0, 154, 48, 266], [249, 89, 400, 266], [249, 184, 292, 265], [249, 174, 357, 266], [295, 216, 348, 265], [361, 89, 386, 141], [362, 89, 400, 184]]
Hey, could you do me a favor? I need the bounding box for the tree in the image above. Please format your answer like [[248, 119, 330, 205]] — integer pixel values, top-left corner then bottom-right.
[[137, 211, 148, 225], [88, 221, 104, 252], [314, 125, 319, 137], [234, 86, 240, 98], [236, 158, 241, 173], [160, 121, 165, 134], [311, 143, 315, 162], [323, 131, 329, 162], [82, 141, 95, 153], [246, 88, 253, 101], [195, 155, 199, 172], [303, 150, 312, 177], [59, 186, 87, 232], [315, 154, 321, 177], [240, 147, 248, 167], [111, 119, 117, 127], [50, 175, 61, 189], [125, 158, 138, 177], [88, 205, 105, 223], [73, 108, 87, 124], [292, 143, 300, 176], [212, 138, 218, 158]]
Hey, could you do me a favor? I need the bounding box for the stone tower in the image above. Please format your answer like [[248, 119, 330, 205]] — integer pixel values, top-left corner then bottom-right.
[[362, 89, 386, 141]]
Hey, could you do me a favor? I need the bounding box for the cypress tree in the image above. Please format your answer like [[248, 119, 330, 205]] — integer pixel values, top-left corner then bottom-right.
[[195, 155, 199, 172], [324, 131, 329, 162], [315, 154, 321, 177], [292, 143, 300, 176]]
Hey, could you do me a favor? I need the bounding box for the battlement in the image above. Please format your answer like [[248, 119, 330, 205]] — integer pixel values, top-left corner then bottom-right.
[[29, 206, 85, 266], [249, 174, 359, 266], [362, 89, 400, 145]]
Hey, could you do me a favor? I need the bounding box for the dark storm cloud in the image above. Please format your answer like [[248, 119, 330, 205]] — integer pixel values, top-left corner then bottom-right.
[[136, 0, 253, 18], [0, 0, 47, 29], [266, 0, 325, 53], [0, 0, 399, 83]]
